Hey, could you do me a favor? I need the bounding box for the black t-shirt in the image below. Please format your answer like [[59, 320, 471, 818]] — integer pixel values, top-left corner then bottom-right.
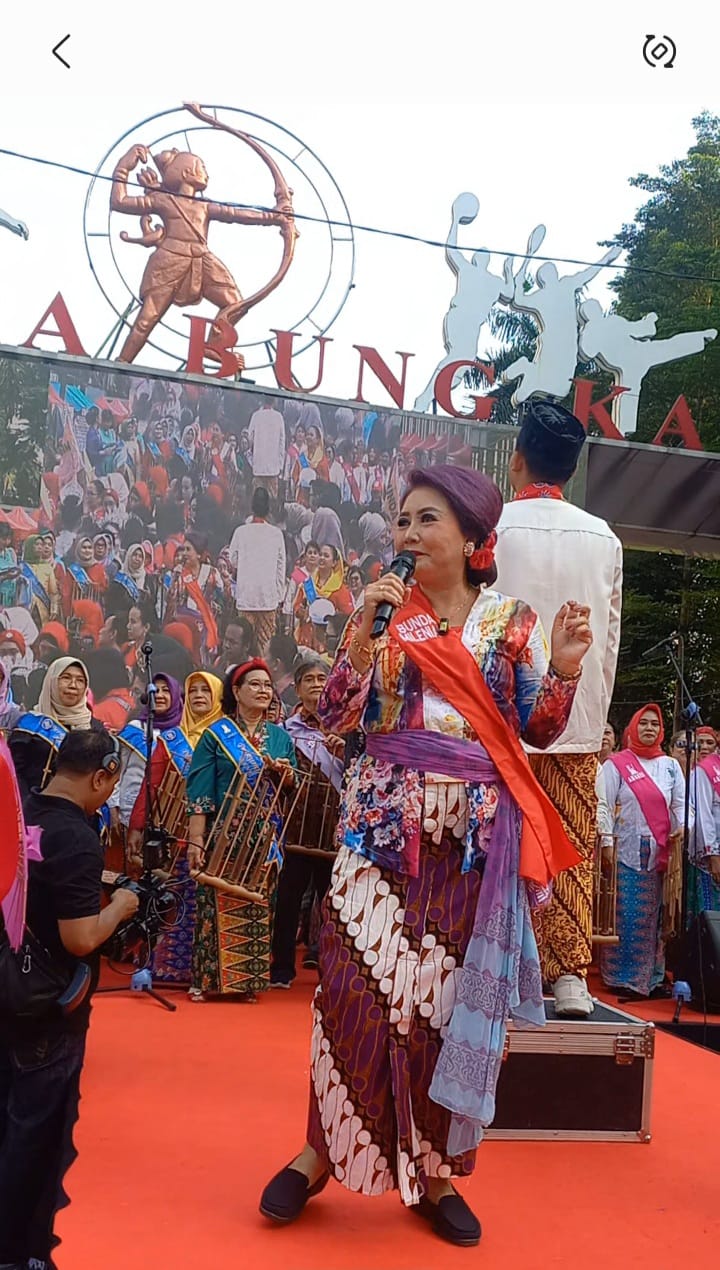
[[19, 790, 105, 1034]]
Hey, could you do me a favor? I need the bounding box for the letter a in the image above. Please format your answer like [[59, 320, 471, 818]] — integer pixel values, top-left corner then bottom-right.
[[651, 396, 703, 451], [22, 293, 87, 356]]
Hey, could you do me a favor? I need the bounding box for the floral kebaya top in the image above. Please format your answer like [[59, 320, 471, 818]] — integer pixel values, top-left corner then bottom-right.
[[318, 587, 578, 876]]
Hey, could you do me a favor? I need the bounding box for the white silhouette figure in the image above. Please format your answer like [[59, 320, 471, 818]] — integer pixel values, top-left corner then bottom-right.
[[578, 300, 717, 434], [503, 225, 621, 404], [0, 207, 28, 240], [414, 192, 515, 413]]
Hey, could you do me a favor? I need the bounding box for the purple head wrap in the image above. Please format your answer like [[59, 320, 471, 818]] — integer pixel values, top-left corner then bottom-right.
[[139, 672, 184, 731], [403, 465, 503, 585]]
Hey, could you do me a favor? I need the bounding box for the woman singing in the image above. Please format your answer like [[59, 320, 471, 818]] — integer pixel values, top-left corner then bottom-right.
[[599, 704, 688, 999], [260, 465, 592, 1245], [185, 660, 296, 1003]]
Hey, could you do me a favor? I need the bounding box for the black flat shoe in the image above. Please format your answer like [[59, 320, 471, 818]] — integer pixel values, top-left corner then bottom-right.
[[415, 1189, 482, 1247], [259, 1164, 330, 1224]]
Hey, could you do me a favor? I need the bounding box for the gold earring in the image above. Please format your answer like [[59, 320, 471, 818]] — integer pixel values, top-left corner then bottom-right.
[[464, 542, 474, 557]]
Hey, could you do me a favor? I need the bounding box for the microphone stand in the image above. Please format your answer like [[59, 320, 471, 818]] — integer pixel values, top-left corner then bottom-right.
[[98, 639, 177, 1012], [662, 634, 702, 978], [135, 639, 177, 1011]]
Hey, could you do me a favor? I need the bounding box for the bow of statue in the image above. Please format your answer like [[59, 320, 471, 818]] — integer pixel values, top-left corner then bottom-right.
[[109, 103, 299, 365]]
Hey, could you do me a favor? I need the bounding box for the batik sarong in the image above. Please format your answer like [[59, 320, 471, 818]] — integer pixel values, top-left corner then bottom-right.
[[530, 752, 598, 983], [307, 836, 483, 1205]]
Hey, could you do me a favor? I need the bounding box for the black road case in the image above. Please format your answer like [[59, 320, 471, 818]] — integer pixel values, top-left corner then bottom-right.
[[486, 1000, 654, 1142]]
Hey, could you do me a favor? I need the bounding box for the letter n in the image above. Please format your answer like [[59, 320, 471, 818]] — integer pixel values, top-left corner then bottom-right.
[[353, 346, 415, 408]]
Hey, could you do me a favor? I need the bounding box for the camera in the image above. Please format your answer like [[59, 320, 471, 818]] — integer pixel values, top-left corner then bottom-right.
[[101, 873, 180, 966]]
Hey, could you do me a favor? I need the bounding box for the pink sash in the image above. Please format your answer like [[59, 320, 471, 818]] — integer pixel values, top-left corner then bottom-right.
[[699, 754, 720, 796], [609, 750, 672, 868]]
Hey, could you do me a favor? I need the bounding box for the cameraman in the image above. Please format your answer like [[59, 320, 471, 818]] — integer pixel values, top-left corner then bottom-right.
[[0, 730, 139, 1270]]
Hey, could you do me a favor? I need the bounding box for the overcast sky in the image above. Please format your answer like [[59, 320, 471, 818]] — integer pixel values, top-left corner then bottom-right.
[[0, 1, 716, 406]]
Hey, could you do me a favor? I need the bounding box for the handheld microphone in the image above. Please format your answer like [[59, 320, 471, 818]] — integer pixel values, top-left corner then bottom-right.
[[370, 552, 416, 640]]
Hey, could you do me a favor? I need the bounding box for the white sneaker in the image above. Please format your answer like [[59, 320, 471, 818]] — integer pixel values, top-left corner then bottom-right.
[[552, 974, 595, 1017]]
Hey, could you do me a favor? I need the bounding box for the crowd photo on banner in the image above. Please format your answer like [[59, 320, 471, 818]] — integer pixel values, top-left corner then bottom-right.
[[1, 361, 720, 1265]]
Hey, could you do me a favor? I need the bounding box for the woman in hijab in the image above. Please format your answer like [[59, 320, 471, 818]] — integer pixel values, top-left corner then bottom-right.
[[60, 534, 99, 616], [125, 673, 223, 982], [305, 424, 329, 481], [311, 545, 353, 616], [20, 534, 61, 626], [292, 544, 352, 647], [112, 673, 184, 830], [9, 657, 99, 799], [108, 543, 149, 617], [358, 510, 393, 568], [599, 704, 688, 999], [0, 662, 22, 735]]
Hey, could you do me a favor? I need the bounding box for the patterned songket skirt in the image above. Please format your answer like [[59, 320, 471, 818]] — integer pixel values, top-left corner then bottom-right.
[[191, 884, 271, 996], [306, 835, 483, 1206], [600, 861, 665, 996]]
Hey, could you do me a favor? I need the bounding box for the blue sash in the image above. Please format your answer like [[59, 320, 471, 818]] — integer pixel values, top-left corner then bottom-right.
[[162, 728, 193, 777], [146, 440, 161, 460], [119, 723, 153, 763], [68, 563, 91, 589], [207, 718, 264, 784], [302, 577, 318, 604], [14, 713, 67, 752], [207, 719, 284, 867], [298, 453, 310, 470], [114, 571, 140, 604], [21, 563, 50, 610], [98, 803, 111, 838], [175, 446, 192, 468]]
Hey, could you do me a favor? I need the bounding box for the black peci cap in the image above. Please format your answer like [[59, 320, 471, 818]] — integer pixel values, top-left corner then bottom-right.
[[517, 399, 587, 484]]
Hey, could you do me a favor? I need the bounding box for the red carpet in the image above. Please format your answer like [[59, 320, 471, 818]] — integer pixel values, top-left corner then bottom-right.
[[57, 968, 720, 1269]]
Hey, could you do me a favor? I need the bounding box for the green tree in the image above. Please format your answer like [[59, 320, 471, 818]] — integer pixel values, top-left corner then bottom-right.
[[612, 551, 720, 732], [0, 356, 46, 506], [603, 110, 720, 449]]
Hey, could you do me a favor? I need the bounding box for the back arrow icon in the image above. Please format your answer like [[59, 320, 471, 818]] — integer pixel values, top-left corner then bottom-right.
[[52, 35, 71, 68]]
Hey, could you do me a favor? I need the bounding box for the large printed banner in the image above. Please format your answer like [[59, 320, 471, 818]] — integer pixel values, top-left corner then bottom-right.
[[0, 352, 506, 711]]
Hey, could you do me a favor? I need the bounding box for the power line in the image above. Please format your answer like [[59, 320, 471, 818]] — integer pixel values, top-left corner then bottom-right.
[[2, 143, 720, 287]]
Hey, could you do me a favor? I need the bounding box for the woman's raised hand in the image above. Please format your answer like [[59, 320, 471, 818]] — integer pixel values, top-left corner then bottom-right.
[[550, 602, 593, 676]]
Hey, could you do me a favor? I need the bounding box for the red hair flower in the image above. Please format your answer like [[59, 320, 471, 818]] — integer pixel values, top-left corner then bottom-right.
[[469, 530, 497, 572]]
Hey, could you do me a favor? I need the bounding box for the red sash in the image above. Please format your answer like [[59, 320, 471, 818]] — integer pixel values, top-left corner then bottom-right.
[[699, 754, 720, 796], [182, 573, 219, 653], [609, 750, 672, 867], [388, 592, 580, 886]]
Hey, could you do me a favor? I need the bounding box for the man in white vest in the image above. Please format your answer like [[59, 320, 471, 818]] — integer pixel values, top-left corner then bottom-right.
[[494, 400, 623, 1017]]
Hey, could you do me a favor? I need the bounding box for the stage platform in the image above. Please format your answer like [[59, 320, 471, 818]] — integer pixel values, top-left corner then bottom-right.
[[56, 967, 720, 1270]]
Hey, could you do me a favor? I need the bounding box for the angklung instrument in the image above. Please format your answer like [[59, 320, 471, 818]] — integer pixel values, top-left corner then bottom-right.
[[592, 826, 619, 945], [283, 741, 340, 857], [192, 762, 291, 901]]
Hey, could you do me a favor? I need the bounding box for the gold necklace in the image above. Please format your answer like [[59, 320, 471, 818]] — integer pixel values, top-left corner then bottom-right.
[[437, 588, 479, 635]]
